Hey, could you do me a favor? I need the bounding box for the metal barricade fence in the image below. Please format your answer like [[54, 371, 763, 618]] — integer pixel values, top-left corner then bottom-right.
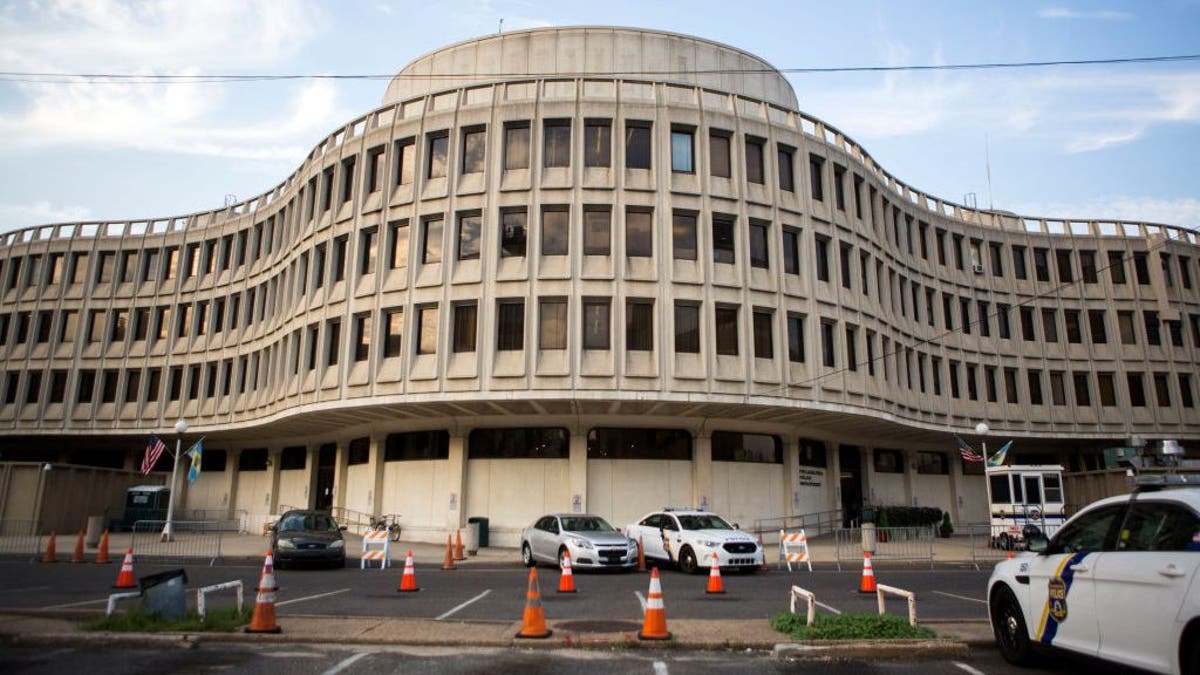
[[834, 526, 936, 570], [130, 520, 223, 566], [0, 519, 42, 560], [184, 509, 248, 533], [966, 523, 1009, 571]]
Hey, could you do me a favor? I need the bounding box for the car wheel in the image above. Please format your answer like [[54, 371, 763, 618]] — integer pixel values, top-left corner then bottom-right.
[[1184, 633, 1200, 675], [389, 527, 401, 543], [678, 546, 698, 574], [521, 543, 536, 567], [991, 585, 1033, 666]]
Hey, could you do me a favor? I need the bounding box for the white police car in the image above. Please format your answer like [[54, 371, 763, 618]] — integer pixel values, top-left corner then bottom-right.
[[987, 484, 1200, 674], [624, 508, 763, 574]]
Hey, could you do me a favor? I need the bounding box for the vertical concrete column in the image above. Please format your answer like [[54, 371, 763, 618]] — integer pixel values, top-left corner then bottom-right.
[[444, 432, 467, 532], [332, 439, 349, 512], [224, 449, 240, 519], [267, 446, 282, 516], [902, 448, 916, 507], [947, 454, 963, 527], [782, 436, 800, 518], [368, 434, 386, 519], [828, 441, 843, 515], [304, 445, 319, 510], [568, 429, 588, 514], [692, 431, 712, 511]]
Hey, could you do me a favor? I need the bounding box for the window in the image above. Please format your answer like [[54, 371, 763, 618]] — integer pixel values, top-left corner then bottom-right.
[[388, 220, 409, 269], [383, 308, 403, 358], [748, 220, 769, 269], [121, 370, 138, 404], [461, 126, 486, 174], [366, 145, 385, 193], [1028, 369, 1044, 405], [543, 119, 571, 167], [1012, 245, 1027, 280], [1098, 371, 1117, 406], [497, 300, 525, 351], [626, 299, 654, 351], [670, 128, 694, 173], [1088, 309, 1108, 344], [820, 319, 836, 367], [584, 119, 611, 167], [1118, 311, 1137, 344], [332, 235, 347, 282], [1064, 310, 1082, 343], [1179, 374, 1194, 408], [782, 228, 800, 274], [1154, 372, 1171, 407], [808, 154, 824, 201], [1005, 367, 1019, 403], [385, 430, 450, 461], [778, 145, 795, 191], [1080, 250, 1098, 283], [674, 303, 700, 353], [1133, 252, 1150, 284], [583, 207, 611, 256], [1055, 249, 1073, 283], [391, 138, 414, 188], [625, 121, 651, 169], [715, 306, 739, 356], [353, 314, 371, 362], [325, 319, 341, 367], [1127, 372, 1146, 407], [583, 299, 610, 350], [541, 206, 569, 256], [427, 132, 448, 178], [452, 303, 477, 353], [539, 299, 567, 350], [1073, 372, 1091, 406], [416, 305, 438, 355], [833, 165, 846, 210], [1046, 505, 1123, 555], [1033, 247, 1050, 282], [340, 156, 356, 204], [421, 217, 443, 264], [989, 242, 1004, 276], [712, 215, 735, 264], [1041, 308, 1058, 342], [119, 251, 136, 283], [1020, 307, 1036, 341], [839, 243, 853, 289], [745, 137, 764, 184], [917, 452, 949, 475], [587, 428, 691, 460], [1117, 503, 1200, 552], [672, 212, 697, 261], [712, 431, 781, 463], [359, 227, 377, 275], [494, 209, 525, 258], [1108, 250, 1127, 284], [845, 324, 857, 371], [709, 132, 731, 178], [814, 235, 830, 282], [873, 449, 904, 473], [1179, 257, 1193, 289], [1143, 311, 1161, 346], [625, 208, 653, 258], [752, 310, 773, 359], [787, 314, 805, 362], [457, 212, 481, 261]]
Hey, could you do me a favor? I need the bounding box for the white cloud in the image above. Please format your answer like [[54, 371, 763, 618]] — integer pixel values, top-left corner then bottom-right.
[[0, 201, 90, 229], [1009, 196, 1200, 229], [1037, 7, 1133, 20]]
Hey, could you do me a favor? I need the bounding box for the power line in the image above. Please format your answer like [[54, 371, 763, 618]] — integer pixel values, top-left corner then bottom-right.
[[0, 53, 1197, 84]]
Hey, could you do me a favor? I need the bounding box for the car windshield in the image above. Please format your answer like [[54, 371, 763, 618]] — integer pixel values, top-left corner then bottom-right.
[[560, 516, 615, 533], [279, 514, 339, 532], [677, 515, 732, 530]]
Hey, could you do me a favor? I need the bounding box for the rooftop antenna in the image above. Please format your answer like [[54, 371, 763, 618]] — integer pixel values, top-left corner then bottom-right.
[[498, 18, 503, 34], [984, 133, 994, 211]]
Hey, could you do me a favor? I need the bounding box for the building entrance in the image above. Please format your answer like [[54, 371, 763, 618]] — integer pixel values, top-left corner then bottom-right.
[[839, 445, 863, 527], [315, 443, 336, 511]]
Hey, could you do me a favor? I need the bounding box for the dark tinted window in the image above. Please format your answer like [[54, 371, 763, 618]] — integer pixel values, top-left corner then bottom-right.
[[1047, 505, 1123, 554]]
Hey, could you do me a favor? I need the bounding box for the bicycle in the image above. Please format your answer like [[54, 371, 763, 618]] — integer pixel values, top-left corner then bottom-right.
[[370, 514, 402, 542]]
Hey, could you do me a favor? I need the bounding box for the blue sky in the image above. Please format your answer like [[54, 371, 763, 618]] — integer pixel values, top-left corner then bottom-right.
[[0, 0, 1197, 232]]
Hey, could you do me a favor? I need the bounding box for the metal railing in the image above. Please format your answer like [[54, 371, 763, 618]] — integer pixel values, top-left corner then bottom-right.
[[964, 523, 1010, 571], [183, 509, 248, 533], [328, 506, 375, 535], [0, 519, 42, 560], [752, 509, 843, 545], [130, 520, 223, 565], [834, 526, 936, 570]]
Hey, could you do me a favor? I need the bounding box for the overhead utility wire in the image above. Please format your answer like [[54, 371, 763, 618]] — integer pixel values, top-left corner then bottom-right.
[[0, 53, 1197, 84]]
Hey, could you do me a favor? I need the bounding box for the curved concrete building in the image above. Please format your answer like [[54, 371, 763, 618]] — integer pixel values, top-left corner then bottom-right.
[[1, 27, 1197, 541]]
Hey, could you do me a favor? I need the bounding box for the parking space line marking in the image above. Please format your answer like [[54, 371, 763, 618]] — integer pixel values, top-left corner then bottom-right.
[[815, 600, 842, 615], [934, 591, 987, 605], [653, 660, 668, 675], [436, 589, 491, 620], [276, 588, 351, 607], [635, 590, 646, 612], [43, 598, 108, 609], [953, 662, 986, 675], [322, 652, 369, 675]]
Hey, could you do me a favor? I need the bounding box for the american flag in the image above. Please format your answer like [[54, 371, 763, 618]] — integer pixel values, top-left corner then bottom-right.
[[141, 435, 167, 475], [954, 434, 984, 463]]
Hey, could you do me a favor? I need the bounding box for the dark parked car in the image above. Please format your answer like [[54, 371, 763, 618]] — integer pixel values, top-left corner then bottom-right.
[[270, 510, 347, 569]]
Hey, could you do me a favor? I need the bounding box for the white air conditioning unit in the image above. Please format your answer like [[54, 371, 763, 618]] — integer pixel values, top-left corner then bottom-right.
[[972, 264, 985, 274]]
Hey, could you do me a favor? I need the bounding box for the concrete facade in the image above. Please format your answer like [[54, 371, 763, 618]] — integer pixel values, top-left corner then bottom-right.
[[0, 27, 1197, 544]]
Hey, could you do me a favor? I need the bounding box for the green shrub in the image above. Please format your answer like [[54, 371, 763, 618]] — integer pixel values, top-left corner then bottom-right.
[[874, 506, 943, 528], [770, 612, 937, 640], [84, 606, 252, 633]]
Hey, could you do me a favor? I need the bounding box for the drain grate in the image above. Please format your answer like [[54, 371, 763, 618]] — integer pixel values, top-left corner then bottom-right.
[[554, 620, 641, 633]]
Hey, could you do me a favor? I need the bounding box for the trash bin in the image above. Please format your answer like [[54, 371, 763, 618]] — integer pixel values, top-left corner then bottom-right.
[[85, 515, 105, 547], [467, 517, 488, 548], [861, 522, 877, 554], [465, 520, 480, 555], [139, 568, 189, 621]]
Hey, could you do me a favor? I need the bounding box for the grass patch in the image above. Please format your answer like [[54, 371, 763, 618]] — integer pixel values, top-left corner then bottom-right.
[[770, 612, 937, 640], [84, 605, 253, 633]]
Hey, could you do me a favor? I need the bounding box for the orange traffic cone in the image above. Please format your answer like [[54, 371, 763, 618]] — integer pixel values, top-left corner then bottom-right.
[[397, 550, 420, 592], [454, 529, 466, 561], [41, 531, 57, 563], [95, 530, 111, 564], [706, 552, 725, 594], [245, 551, 282, 634], [638, 567, 671, 640], [441, 534, 456, 570], [113, 548, 136, 589], [637, 535, 646, 572], [70, 530, 86, 563], [558, 550, 577, 593], [859, 551, 877, 593], [1006, 550, 1014, 560], [515, 567, 552, 639]]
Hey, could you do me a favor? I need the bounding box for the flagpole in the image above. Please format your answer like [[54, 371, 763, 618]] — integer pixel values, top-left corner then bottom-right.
[[160, 419, 188, 542], [975, 422, 994, 543]]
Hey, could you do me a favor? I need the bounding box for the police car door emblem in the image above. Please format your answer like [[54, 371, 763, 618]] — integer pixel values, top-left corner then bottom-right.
[[1047, 577, 1068, 622]]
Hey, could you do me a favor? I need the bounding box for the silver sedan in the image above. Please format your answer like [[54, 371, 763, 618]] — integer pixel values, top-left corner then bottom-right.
[[520, 514, 639, 570]]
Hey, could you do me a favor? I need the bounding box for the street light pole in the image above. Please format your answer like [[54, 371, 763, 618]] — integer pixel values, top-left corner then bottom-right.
[[975, 422, 994, 541], [160, 419, 188, 542]]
